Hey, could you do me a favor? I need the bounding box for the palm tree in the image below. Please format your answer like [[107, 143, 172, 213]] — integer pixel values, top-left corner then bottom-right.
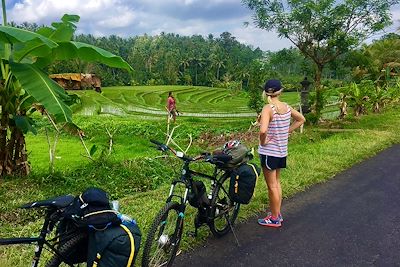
[[361, 39, 400, 85], [179, 57, 190, 73], [210, 49, 225, 80]]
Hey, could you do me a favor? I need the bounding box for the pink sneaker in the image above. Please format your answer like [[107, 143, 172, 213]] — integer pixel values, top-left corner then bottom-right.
[[258, 215, 281, 227], [265, 212, 284, 222]]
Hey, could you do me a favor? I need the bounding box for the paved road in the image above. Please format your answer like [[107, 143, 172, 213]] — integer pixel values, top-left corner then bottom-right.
[[174, 144, 400, 267]]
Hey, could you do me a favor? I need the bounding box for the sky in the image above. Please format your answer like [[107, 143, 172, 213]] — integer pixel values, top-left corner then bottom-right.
[[3, 0, 400, 51]]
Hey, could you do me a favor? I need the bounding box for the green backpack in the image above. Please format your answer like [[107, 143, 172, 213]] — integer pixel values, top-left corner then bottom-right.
[[87, 219, 141, 267], [221, 140, 252, 169]]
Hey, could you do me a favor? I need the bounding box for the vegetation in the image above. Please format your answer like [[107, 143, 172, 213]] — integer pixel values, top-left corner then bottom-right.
[[242, 0, 399, 117], [1, 0, 400, 265], [0, 7, 131, 177], [46, 32, 263, 89], [1, 103, 399, 265]]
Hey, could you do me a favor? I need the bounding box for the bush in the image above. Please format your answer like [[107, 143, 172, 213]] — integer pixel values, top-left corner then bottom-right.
[[304, 112, 319, 125]]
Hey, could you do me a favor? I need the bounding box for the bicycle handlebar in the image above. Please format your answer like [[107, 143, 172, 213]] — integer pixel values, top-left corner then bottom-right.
[[150, 139, 169, 152], [150, 139, 232, 166]]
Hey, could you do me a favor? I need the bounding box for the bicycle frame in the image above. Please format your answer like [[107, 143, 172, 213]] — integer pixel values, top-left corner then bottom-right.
[[0, 209, 73, 267], [165, 159, 227, 210]]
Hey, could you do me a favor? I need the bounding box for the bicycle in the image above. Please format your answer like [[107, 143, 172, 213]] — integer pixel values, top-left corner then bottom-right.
[[0, 194, 87, 267], [142, 140, 241, 267]]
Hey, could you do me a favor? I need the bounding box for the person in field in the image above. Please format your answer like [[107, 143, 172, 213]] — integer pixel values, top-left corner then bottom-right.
[[167, 91, 177, 123], [258, 79, 305, 228]]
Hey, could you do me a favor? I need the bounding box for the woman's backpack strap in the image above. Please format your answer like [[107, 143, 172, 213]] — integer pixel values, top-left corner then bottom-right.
[[90, 223, 137, 267], [120, 224, 136, 267], [247, 163, 260, 197]]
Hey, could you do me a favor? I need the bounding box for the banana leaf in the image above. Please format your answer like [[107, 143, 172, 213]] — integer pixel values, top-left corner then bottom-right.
[[37, 14, 80, 42], [0, 26, 58, 61], [0, 26, 57, 47], [10, 62, 72, 123], [13, 115, 37, 135], [41, 41, 133, 71]]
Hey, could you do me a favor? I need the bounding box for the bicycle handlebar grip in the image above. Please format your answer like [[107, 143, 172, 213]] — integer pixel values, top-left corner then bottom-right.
[[150, 139, 163, 146]]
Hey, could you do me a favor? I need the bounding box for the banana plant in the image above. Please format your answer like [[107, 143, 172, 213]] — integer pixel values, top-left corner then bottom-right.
[[369, 85, 391, 113], [344, 82, 371, 117], [0, 9, 132, 177]]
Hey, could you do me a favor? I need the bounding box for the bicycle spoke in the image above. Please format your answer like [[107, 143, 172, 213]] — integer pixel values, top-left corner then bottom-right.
[[144, 201, 183, 267], [210, 174, 240, 237]]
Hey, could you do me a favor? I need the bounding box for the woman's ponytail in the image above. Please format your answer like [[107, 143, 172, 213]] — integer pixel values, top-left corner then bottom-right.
[[263, 91, 281, 113]]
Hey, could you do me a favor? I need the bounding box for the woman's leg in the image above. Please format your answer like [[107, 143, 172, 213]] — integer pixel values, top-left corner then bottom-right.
[[263, 166, 280, 218], [172, 109, 177, 123], [276, 168, 282, 214]]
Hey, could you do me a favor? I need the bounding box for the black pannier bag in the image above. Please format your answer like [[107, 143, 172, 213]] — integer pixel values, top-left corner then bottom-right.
[[87, 220, 142, 267], [56, 187, 121, 264], [57, 188, 142, 266], [56, 219, 88, 265], [188, 181, 209, 208], [229, 163, 261, 204]]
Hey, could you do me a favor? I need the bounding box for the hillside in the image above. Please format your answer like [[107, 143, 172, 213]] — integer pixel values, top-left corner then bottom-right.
[[70, 86, 299, 117]]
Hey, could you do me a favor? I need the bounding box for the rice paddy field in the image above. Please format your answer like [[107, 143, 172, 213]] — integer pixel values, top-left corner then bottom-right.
[[71, 85, 300, 117]]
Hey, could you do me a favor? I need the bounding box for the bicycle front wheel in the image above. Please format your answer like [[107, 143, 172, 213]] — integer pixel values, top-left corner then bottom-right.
[[45, 232, 87, 267], [209, 173, 240, 237], [142, 201, 184, 267]]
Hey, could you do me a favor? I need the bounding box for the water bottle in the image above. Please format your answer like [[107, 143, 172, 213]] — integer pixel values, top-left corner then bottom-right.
[[111, 200, 120, 212], [118, 213, 137, 225]]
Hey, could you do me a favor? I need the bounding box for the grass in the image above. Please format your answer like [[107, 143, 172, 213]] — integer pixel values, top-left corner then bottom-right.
[[0, 83, 399, 266], [0, 107, 400, 266]]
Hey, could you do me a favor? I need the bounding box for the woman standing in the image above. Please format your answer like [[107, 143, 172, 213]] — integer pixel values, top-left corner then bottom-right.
[[167, 92, 177, 123], [258, 79, 305, 228]]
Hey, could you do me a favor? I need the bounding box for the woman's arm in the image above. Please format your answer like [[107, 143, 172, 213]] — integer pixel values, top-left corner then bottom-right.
[[259, 105, 272, 145], [289, 107, 306, 133]]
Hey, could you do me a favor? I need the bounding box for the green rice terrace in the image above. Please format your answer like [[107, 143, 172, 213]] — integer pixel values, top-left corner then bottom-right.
[[73, 85, 299, 117]]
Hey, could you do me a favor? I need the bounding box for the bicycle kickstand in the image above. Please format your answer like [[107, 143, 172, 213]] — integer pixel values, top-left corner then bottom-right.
[[227, 215, 240, 247]]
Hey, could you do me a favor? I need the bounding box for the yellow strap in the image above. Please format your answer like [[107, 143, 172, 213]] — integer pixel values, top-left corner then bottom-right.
[[92, 253, 101, 267], [120, 224, 135, 267], [83, 209, 118, 218], [247, 164, 259, 197], [234, 175, 239, 193]]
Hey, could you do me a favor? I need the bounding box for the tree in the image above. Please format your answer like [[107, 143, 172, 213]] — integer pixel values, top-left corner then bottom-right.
[[243, 0, 399, 117], [0, 7, 131, 177]]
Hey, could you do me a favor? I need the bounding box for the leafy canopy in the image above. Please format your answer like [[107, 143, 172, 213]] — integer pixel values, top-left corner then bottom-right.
[[243, 0, 399, 66]]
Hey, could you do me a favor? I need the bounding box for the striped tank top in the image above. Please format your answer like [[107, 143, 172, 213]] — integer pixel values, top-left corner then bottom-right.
[[258, 104, 291, 158]]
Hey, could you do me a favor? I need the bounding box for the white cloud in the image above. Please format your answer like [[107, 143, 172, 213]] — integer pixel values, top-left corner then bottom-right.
[[97, 9, 136, 29], [232, 24, 293, 51], [4, 1, 400, 52]]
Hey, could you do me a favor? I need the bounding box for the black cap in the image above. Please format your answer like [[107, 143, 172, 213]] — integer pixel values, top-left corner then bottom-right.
[[264, 79, 282, 94]]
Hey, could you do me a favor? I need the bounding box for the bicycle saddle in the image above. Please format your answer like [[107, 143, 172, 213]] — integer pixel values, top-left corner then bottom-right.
[[20, 194, 75, 209]]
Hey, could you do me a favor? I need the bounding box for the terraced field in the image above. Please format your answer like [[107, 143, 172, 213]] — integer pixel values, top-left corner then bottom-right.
[[71, 85, 300, 117]]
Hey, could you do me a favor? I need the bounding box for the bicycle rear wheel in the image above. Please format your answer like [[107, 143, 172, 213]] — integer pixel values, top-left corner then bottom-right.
[[142, 201, 184, 267], [209, 173, 240, 237], [45, 232, 87, 267]]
